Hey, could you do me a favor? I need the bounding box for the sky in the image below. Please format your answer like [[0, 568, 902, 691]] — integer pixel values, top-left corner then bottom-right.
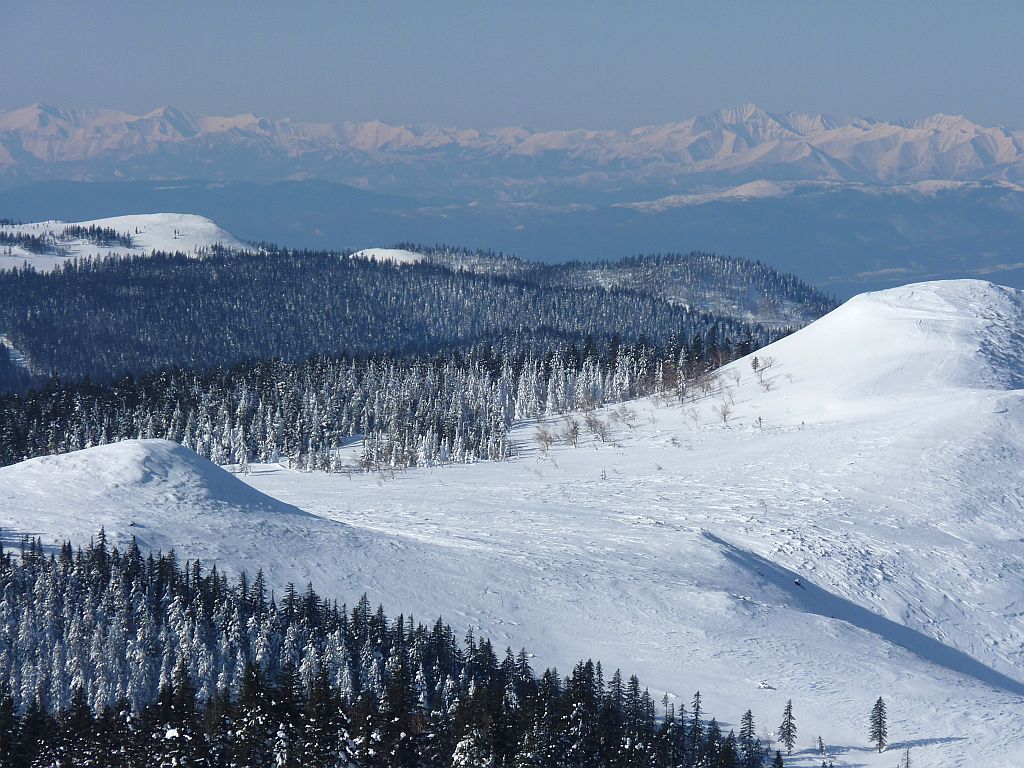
[[4, 1, 1024, 129]]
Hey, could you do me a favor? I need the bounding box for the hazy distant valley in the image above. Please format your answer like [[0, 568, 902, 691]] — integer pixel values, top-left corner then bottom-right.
[[3, 103, 1023, 295]]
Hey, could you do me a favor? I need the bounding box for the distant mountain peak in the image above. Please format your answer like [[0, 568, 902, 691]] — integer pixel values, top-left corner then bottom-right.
[[0, 103, 1021, 197], [713, 102, 773, 124]]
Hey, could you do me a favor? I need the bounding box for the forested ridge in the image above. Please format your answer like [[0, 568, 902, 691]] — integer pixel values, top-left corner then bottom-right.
[[0, 241, 824, 470], [0, 244, 829, 391], [409, 246, 835, 325], [0, 330, 759, 470], [0, 531, 783, 767]]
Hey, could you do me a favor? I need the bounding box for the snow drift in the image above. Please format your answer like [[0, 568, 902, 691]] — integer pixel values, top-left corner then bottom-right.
[[724, 279, 1024, 423]]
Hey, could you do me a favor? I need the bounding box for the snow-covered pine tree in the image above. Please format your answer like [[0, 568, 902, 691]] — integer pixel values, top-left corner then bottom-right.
[[451, 727, 494, 768], [778, 699, 796, 755], [869, 696, 888, 752], [0, 529, 783, 767], [740, 708, 759, 768]]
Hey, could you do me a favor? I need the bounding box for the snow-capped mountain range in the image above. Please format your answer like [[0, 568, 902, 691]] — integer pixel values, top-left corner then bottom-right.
[[2, 278, 1022, 766], [2, 103, 1022, 201]]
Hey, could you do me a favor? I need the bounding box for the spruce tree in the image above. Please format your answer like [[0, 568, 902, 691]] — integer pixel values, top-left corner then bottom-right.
[[0, 526, 790, 768], [739, 709, 759, 768], [778, 700, 796, 755], [689, 690, 704, 758], [869, 696, 887, 752]]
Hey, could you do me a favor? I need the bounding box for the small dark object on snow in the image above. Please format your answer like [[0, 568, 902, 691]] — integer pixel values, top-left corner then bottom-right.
[[794, 578, 804, 589]]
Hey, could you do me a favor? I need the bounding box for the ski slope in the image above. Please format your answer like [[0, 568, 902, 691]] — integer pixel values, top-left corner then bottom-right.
[[0, 213, 249, 271], [2, 279, 1023, 766]]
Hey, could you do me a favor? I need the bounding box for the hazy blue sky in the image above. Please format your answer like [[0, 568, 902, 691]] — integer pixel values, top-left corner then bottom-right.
[[6, 1, 1023, 129]]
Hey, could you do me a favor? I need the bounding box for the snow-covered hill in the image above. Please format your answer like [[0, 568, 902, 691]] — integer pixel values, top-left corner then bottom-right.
[[2, 280, 1023, 766], [0, 213, 249, 271], [350, 247, 425, 265], [0, 440, 314, 557]]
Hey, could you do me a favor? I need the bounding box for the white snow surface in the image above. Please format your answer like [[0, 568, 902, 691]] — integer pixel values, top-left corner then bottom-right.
[[0, 213, 249, 271], [350, 247, 425, 265], [2, 279, 1023, 766]]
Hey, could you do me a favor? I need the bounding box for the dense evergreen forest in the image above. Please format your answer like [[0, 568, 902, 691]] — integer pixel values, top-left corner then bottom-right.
[[410, 246, 835, 326], [0, 241, 827, 470], [0, 531, 784, 767], [0, 331, 757, 470], [0, 244, 831, 393]]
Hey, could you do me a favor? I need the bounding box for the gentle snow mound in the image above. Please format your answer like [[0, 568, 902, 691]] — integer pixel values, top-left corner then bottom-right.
[[726, 279, 1024, 423], [0, 213, 250, 271], [350, 247, 425, 265], [0, 439, 309, 557], [0, 439, 300, 515]]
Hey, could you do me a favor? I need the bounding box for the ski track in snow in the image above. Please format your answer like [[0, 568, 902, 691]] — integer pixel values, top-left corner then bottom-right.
[[2, 280, 1024, 766]]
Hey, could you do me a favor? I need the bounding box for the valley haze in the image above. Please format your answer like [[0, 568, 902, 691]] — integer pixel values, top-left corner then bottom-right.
[[2, 103, 1024, 295]]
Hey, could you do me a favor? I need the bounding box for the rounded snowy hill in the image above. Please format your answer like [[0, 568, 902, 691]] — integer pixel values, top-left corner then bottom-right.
[[0, 212, 249, 271], [0, 438, 488, 623], [2, 280, 1023, 766], [0, 439, 310, 555], [725, 279, 1024, 421]]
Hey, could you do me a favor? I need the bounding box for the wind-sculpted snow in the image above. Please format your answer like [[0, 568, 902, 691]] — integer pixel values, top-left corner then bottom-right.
[[704, 532, 1024, 698], [733, 280, 1024, 413], [2, 280, 1023, 765]]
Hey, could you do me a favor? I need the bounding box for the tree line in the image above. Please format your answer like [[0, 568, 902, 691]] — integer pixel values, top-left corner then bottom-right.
[[0, 224, 132, 256], [0, 245, 815, 392], [0, 331, 758, 470], [1, 531, 777, 767]]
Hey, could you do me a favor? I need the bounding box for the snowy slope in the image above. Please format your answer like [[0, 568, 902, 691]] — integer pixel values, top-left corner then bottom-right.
[[2, 280, 1023, 766], [350, 247, 425, 265], [0, 213, 250, 271], [618, 179, 1024, 212]]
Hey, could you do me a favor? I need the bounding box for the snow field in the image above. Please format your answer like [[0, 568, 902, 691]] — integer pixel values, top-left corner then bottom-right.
[[2, 280, 1023, 766], [0, 213, 250, 271], [350, 248, 426, 265]]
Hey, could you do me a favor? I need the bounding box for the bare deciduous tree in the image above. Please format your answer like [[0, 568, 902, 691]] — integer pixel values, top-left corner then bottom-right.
[[715, 399, 732, 424], [562, 415, 580, 447], [535, 424, 556, 452], [585, 411, 609, 442]]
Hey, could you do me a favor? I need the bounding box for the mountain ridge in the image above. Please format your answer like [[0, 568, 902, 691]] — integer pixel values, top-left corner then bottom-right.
[[2, 103, 1022, 200]]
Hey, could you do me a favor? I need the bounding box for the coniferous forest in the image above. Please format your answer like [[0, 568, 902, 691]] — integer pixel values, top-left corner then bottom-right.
[[0, 531, 775, 768], [0, 243, 827, 470], [0, 334, 761, 470], [0, 246, 829, 390]]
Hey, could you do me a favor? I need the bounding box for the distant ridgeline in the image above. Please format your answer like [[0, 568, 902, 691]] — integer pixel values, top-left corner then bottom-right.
[[0, 245, 833, 469], [412, 245, 836, 326], [0, 531, 776, 768]]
